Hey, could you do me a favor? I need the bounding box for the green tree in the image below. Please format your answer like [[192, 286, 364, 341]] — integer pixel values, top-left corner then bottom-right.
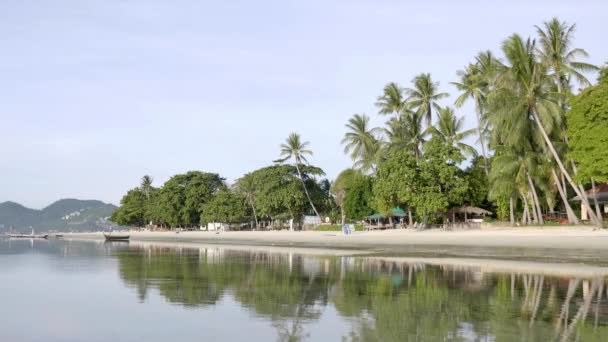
[[341, 114, 381, 173], [425, 106, 478, 158], [567, 67, 608, 184], [234, 174, 260, 228], [140, 175, 154, 200], [343, 173, 375, 221], [275, 133, 321, 219], [405, 73, 449, 126], [111, 188, 146, 226], [200, 191, 249, 226], [375, 82, 407, 120], [463, 156, 491, 210]]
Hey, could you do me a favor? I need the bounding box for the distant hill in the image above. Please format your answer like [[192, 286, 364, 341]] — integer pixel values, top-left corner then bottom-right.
[[0, 199, 118, 233]]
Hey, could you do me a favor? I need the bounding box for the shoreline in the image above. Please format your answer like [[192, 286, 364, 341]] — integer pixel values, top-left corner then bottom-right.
[[66, 226, 608, 251]]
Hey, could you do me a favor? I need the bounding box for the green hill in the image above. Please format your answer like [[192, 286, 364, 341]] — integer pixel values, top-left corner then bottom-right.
[[0, 199, 118, 233]]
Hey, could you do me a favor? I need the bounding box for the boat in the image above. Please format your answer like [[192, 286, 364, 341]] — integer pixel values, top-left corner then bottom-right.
[[103, 233, 130, 241], [9, 234, 48, 239], [9, 229, 48, 239]]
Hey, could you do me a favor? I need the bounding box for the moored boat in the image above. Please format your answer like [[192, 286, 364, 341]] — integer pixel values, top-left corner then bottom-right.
[[103, 233, 130, 241]]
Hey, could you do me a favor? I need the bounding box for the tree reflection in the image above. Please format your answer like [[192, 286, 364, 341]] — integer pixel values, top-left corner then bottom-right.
[[114, 245, 608, 341]]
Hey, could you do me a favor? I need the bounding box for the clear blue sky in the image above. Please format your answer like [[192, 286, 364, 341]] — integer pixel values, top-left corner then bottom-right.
[[1, 0, 606, 209]]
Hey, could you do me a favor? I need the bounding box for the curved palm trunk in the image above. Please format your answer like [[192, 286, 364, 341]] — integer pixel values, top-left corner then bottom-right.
[[475, 96, 489, 176], [528, 191, 539, 224], [295, 163, 321, 220], [531, 108, 601, 227], [591, 178, 603, 222], [527, 173, 544, 224], [551, 168, 579, 224]]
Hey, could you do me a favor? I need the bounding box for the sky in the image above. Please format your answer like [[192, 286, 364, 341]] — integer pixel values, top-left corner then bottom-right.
[[1, 0, 606, 209]]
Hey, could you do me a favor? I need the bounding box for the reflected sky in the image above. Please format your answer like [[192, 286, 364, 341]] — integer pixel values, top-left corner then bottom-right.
[[1, 239, 607, 341]]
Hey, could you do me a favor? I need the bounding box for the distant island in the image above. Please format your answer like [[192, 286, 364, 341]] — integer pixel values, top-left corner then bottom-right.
[[0, 199, 118, 233]]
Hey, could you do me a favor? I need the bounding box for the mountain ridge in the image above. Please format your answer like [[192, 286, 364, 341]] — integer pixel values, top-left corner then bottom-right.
[[0, 198, 118, 233]]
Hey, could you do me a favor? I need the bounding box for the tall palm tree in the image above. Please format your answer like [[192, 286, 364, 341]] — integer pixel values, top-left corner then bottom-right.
[[426, 107, 478, 158], [234, 175, 259, 228], [375, 82, 406, 120], [535, 18, 599, 95], [341, 114, 381, 174], [405, 73, 449, 126], [140, 175, 153, 200], [490, 34, 600, 226], [275, 133, 321, 219], [452, 53, 500, 175], [382, 110, 425, 161]]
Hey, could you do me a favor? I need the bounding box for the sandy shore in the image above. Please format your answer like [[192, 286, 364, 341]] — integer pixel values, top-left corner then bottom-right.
[[67, 226, 608, 251]]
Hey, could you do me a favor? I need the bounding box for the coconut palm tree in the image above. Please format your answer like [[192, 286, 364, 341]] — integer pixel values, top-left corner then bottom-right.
[[234, 175, 259, 228], [535, 18, 599, 95], [452, 55, 499, 175], [140, 175, 153, 200], [382, 109, 425, 161], [341, 114, 381, 174], [275, 133, 321, 219], [375, 82, 406, 120], [490, 34, 600, 226], [425, 107, 478, 158], [405, 73, 449, 126]]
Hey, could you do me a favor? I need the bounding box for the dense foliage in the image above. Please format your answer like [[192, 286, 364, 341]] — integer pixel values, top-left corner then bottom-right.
[[110, 17, 606, 229]]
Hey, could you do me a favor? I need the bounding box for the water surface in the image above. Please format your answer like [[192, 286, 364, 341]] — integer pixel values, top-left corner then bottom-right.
[[1, 238, 607, 341]]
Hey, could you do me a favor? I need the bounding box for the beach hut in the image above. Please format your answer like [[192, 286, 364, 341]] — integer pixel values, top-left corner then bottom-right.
[[364, 208, 407, 228], [570, 184, 608, 220], [447, 205, 493, 223]]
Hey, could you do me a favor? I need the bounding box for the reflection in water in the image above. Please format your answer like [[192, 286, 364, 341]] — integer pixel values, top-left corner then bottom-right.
[[1, 238, 607, 341], [114, 243, 608, 342]]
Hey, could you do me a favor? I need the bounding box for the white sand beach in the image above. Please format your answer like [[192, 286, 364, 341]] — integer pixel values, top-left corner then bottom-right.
[[67, 226, 608, 250]]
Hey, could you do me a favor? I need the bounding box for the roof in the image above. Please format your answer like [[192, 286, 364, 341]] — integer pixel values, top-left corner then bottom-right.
[[448, 205, 493, 215], [364, 208, 407, 219], [570, 184, 608, 203]]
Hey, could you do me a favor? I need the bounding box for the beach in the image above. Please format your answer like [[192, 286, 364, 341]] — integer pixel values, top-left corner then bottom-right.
[[68, 226, 608, 251]]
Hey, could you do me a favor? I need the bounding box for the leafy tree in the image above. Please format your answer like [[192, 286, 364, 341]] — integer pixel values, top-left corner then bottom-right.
[[275, 133, 322, 219], [463, 157, 492, 210], [342, 173, 374, 221], [234, 174, 260, 228], [200, 191, 249, 226], [154, 171, 225, 227], [567, 67, 608, 183], [111, 188, 146, 226]]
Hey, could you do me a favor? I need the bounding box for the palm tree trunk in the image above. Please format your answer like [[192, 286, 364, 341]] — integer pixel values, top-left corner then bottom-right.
[[408, 208, 413, 228], [250, 202, 259, 229], [528, 191, 539, 224], [295, 163, 321, 220], [509, 196, 515, 226], [551, 168, 579, 224], [522, 192, 531, 225], [531, 108, 601, 227], [527, 173, 544, 224], [475, 96, 489, 176], [340, 205, 345, 225], [591, 178, 602, 223]]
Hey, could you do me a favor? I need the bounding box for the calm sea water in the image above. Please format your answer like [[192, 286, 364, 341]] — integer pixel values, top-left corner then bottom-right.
[[1, 238, 607, 342]]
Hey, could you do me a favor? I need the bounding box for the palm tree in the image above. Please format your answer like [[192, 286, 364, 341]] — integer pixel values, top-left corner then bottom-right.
[[535, 18, 599, 95], [275, 133, 321, 219], [331, 169, 357, 224], [375, 82, 406, 120], [452, 53, 500, 175], [234, 175, 259, 228], [341, 114, 381, 174], [490, 34, 600, 226], [382, 109, 425, 161], [405, 73, 449, 126], [140, 175, 153, 200], [425, 107, 478, 158]]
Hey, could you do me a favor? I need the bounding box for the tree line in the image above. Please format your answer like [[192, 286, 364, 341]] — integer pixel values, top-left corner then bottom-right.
[[112, 17, 607, 229]]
